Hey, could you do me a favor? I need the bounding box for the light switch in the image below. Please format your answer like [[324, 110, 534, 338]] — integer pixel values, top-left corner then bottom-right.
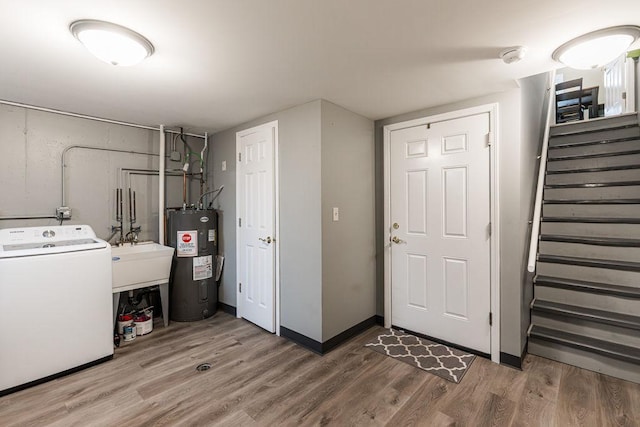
[[222, 160, 227, 171], [332, 207, 339, 221]]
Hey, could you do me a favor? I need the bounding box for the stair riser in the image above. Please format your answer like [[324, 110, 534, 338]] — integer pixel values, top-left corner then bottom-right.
[[528, 339, 640, 384], [541, 222, 640, 239], [536, 262, 640, 288], [543, 204, 640, 217], [547, 153, 640, 171], [549, 139, 640, 159], [550, 114, 639, 137], [549, 126, 640, 147], [531, 313, 640, 347], [538, 241, 640, 262], [544, 185, 640, 200], [534, 285, 640, 316], [545, 168, 640, 185]]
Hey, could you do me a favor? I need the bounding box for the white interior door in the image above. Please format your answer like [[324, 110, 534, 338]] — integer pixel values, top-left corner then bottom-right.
[[389, 112, 491, 353], [237, 122, 277, 332], [604, 54, 626, 116]]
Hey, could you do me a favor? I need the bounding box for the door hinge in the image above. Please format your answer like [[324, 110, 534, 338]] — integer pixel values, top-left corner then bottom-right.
[[487, 222, 492, 237], [486, 132, 493, 147], [239, 283, 242, 293], [238, 152, 242, 162], [239, 218, 242, 227], [489, 312, 493, 326]]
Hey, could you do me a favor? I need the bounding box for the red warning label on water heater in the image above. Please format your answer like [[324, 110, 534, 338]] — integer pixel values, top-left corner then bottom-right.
[[177, 230, 198, 257]]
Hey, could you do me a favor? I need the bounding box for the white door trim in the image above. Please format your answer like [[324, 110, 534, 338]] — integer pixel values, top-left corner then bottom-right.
[[236, 120, 280, 336], [383, 104, 500, 363]]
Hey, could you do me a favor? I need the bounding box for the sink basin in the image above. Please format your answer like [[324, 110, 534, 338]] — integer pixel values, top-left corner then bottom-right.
[[111, 242, 174, 291]]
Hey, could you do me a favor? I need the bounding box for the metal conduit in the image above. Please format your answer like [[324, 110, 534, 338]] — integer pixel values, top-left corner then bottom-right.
[[0, 99, 205, 138], [61, 145, 162, 206], [0, 214, 58, 221]]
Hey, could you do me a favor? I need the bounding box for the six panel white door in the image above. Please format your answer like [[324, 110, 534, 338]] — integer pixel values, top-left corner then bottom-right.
[[390, 113, 491, 353], [237, 123, 275, 332]]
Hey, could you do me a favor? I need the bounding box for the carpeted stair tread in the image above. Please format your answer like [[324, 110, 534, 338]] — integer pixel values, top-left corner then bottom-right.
[[537, 255, 640, 272], [539, 234, 640, 247], [529, 325, 640, 365], [532, 299, 640, 331], [534, 275, 640, 299]]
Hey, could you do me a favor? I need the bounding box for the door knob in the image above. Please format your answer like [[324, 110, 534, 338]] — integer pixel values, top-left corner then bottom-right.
[[392, 236, 402, 244], [259, 236, 272, 244]]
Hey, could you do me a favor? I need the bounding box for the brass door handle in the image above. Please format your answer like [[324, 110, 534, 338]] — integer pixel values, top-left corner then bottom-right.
[[259, 236, 272, 244], [391, 236, 402, 244]]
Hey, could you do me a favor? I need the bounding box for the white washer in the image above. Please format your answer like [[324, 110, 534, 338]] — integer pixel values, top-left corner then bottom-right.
[[0, 225, 113, 395]]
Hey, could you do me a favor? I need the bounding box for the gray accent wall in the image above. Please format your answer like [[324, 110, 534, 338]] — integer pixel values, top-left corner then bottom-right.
[[518, 72, 550, 353], [0, 104, 201, 241], [211, 100, 323, 341], [210, 99, 376, 344], [375, 88, 543, 357], [320, 100, 376, 342]]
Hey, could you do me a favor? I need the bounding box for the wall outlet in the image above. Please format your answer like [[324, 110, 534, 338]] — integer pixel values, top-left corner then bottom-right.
[[332, 207, 339, 221]]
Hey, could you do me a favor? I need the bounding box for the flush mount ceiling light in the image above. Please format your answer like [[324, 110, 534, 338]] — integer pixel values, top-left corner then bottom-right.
[[70, 19, 154, 66], [552, 25, 640, 70]]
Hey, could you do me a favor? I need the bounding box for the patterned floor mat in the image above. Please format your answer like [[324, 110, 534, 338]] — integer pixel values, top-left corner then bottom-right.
[[365, 329, 476, 383]]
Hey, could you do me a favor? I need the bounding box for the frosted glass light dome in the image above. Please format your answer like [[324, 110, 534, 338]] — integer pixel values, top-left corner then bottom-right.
[[70, 20, 154, 66], [552, 26, 640, 70]]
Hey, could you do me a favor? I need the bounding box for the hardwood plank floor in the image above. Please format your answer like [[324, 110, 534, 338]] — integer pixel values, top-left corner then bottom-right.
[[1, 312, 639, 426]]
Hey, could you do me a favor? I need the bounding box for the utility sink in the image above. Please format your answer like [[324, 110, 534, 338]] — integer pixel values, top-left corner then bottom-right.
[[111, 242, 174, 291]]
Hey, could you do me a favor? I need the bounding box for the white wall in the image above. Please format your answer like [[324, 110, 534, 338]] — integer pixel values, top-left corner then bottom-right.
[[320, 100, 376, 342], [0, 103, 205, 241]]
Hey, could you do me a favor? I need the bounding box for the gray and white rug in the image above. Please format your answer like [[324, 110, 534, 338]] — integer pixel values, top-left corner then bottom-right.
[[365, 329, 475, 383]]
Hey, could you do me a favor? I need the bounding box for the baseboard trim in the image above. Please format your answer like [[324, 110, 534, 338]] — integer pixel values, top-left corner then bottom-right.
[[500, 352, 523, 370], [281, 315, 378, 355], [322, 316, 378, 354], [375, 315, 384, 326], [218, 302, 237, 316], [280, 326, 323, 354]]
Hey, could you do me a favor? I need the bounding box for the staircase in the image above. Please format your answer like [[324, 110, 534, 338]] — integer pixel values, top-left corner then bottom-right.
[[528, 113, 640, 383]]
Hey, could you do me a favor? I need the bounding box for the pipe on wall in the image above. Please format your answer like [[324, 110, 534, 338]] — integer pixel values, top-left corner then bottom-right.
[[61, 145, 160, 207], [0, 99, 205, 138], [0, 214, 57, 221], [159, 125, 166, 245]]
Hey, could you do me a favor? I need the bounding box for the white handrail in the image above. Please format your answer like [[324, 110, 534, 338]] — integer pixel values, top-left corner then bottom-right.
[[527, 70, 556, 273]]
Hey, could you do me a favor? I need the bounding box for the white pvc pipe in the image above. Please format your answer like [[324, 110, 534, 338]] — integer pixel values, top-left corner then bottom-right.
[[527, 70, 556, 273], [159, 125, 166, 245]]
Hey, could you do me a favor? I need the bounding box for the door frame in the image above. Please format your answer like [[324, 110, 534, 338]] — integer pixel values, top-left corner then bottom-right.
[[235, 120, 280, 336], [383, 104, 500, 363]]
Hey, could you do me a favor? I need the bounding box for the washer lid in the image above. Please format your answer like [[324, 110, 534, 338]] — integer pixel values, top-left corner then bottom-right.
[[0, 225, 107, 258]]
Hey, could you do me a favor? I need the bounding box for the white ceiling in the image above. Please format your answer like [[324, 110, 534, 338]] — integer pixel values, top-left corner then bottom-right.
[[1, 0, 639, 134]]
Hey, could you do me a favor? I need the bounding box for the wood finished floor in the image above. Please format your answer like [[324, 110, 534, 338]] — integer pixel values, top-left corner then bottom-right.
[[1, 312, 639, 426]]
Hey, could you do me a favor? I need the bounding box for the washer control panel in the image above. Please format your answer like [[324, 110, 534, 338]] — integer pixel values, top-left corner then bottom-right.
[[0, 225, 96, 244]]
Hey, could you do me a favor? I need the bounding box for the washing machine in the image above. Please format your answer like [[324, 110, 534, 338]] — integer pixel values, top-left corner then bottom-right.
[[0, 225, 113, 396]]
